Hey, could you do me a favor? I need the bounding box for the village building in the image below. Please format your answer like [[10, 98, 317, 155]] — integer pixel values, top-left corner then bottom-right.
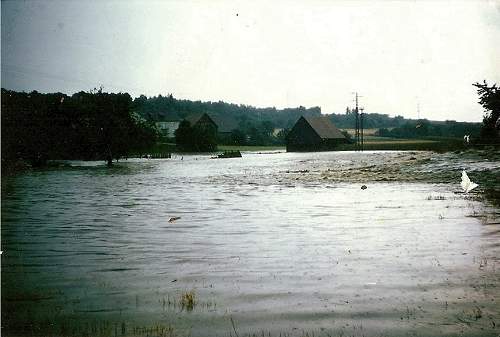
[[155, 121, 180, 138], [154, 111, 181, 139], [155, 112, 221, 140], [286, 116, 348, 152], [179, 113, 219, 151], [184, 113, 218, 134]]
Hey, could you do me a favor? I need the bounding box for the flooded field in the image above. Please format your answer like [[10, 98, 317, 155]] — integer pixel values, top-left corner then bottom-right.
[[2, 150, 500, 337]]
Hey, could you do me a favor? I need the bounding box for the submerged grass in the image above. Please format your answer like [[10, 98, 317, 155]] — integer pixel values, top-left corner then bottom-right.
[[427, 195, 446, 200], [2, 317, 179, 337], [179, 290, 196, 312]]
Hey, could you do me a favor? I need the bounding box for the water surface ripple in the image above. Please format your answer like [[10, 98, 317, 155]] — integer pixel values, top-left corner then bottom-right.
[[2, 151, 499, 336]]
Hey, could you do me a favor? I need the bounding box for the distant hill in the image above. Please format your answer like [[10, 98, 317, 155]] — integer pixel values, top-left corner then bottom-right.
[[133, 94, 321, 129], [133, 94, 481, 139]]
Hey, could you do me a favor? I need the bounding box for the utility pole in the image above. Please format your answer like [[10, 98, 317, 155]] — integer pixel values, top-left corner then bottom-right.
[[352, 92, 363, 151], [360, 107, 364, 151], [416, 96, 421, 120], [355, 93, 359, 151]]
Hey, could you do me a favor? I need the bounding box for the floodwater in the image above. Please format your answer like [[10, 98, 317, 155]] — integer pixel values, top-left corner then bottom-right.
[[2, 151, 500, 337]]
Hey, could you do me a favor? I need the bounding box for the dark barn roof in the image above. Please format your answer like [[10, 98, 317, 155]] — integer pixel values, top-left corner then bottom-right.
[[302, 116, 346, 139], [184, 113, 218, 130], [184, 113, 205, 126]]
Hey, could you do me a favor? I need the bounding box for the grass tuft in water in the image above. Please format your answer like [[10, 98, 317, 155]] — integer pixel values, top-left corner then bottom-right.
[[179, 290, 196, 312], [427, 195, 446, 200]]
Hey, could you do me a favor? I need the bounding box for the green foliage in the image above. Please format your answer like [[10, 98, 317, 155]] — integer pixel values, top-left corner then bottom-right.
[[174, 120, 193, 151], [229, 129, 246, 145], [330, 111, 407, 129], [133, 94, 481, 144], [133, 95, 321, 129], [473, 80, 500, 142], [1, 88, 159, 166], [377, 119, 481, 139], [217, 120, 283, 146]]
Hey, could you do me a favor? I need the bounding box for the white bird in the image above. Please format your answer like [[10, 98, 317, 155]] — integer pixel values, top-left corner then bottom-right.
[[461, 170, 478, 193]]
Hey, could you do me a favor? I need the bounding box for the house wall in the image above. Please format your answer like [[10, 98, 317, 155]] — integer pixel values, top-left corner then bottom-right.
[[155, 121, 179, 138], [286, 117, 322, 151], [286, 117, 347, 152]]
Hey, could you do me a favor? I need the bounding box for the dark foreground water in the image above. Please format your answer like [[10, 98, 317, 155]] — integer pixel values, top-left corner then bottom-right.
[[2, 151, 500, 337]]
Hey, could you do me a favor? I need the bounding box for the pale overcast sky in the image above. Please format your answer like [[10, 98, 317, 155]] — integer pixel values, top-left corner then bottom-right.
[[2, 0, 500, 121]]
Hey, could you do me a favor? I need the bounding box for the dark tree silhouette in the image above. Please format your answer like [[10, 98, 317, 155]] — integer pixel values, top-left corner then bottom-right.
[[474, 81, 500, 142], [174, 120, 193, 151], [1, 88, 158, 168]]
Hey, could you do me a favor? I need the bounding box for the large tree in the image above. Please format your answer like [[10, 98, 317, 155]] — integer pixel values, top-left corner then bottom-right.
[[1, 88, 159, 167], [474, 81, 500, 142], [174, 120, 194, 151]]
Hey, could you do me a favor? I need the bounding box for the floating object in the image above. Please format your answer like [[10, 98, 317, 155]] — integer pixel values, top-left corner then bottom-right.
[[460, 170, 478, 193], [361, 185, 367, 190], [168, 216, 181, 223], [217, 150, 242, 159]]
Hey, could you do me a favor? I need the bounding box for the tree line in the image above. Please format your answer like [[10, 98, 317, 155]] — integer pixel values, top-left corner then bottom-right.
[[2, 81, 497, 169], [2, 88, 158, 167], [376, 120, 482, 139], [376, 82, 499, 143], [133, 94, 322, 129], [133, 93, 485, 145]]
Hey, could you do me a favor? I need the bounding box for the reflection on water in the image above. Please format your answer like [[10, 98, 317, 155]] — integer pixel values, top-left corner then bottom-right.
[[2, 151, 499, 336]]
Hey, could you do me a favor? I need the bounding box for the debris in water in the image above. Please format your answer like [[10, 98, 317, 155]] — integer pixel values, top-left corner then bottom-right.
[[361, 185, 367, 190], [217, 150, 242, 159], [168, 216, 181, 223], [461, 170, 478, 193]]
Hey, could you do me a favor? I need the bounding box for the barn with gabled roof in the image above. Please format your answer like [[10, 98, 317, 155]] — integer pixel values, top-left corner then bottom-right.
[[286, 116, 348, 152]]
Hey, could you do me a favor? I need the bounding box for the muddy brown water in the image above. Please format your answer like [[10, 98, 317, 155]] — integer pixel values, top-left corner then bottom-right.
[[2, 150, 499, 336]]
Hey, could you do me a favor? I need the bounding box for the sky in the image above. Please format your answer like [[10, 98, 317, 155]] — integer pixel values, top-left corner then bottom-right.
[[2, 0, 500, 122]]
